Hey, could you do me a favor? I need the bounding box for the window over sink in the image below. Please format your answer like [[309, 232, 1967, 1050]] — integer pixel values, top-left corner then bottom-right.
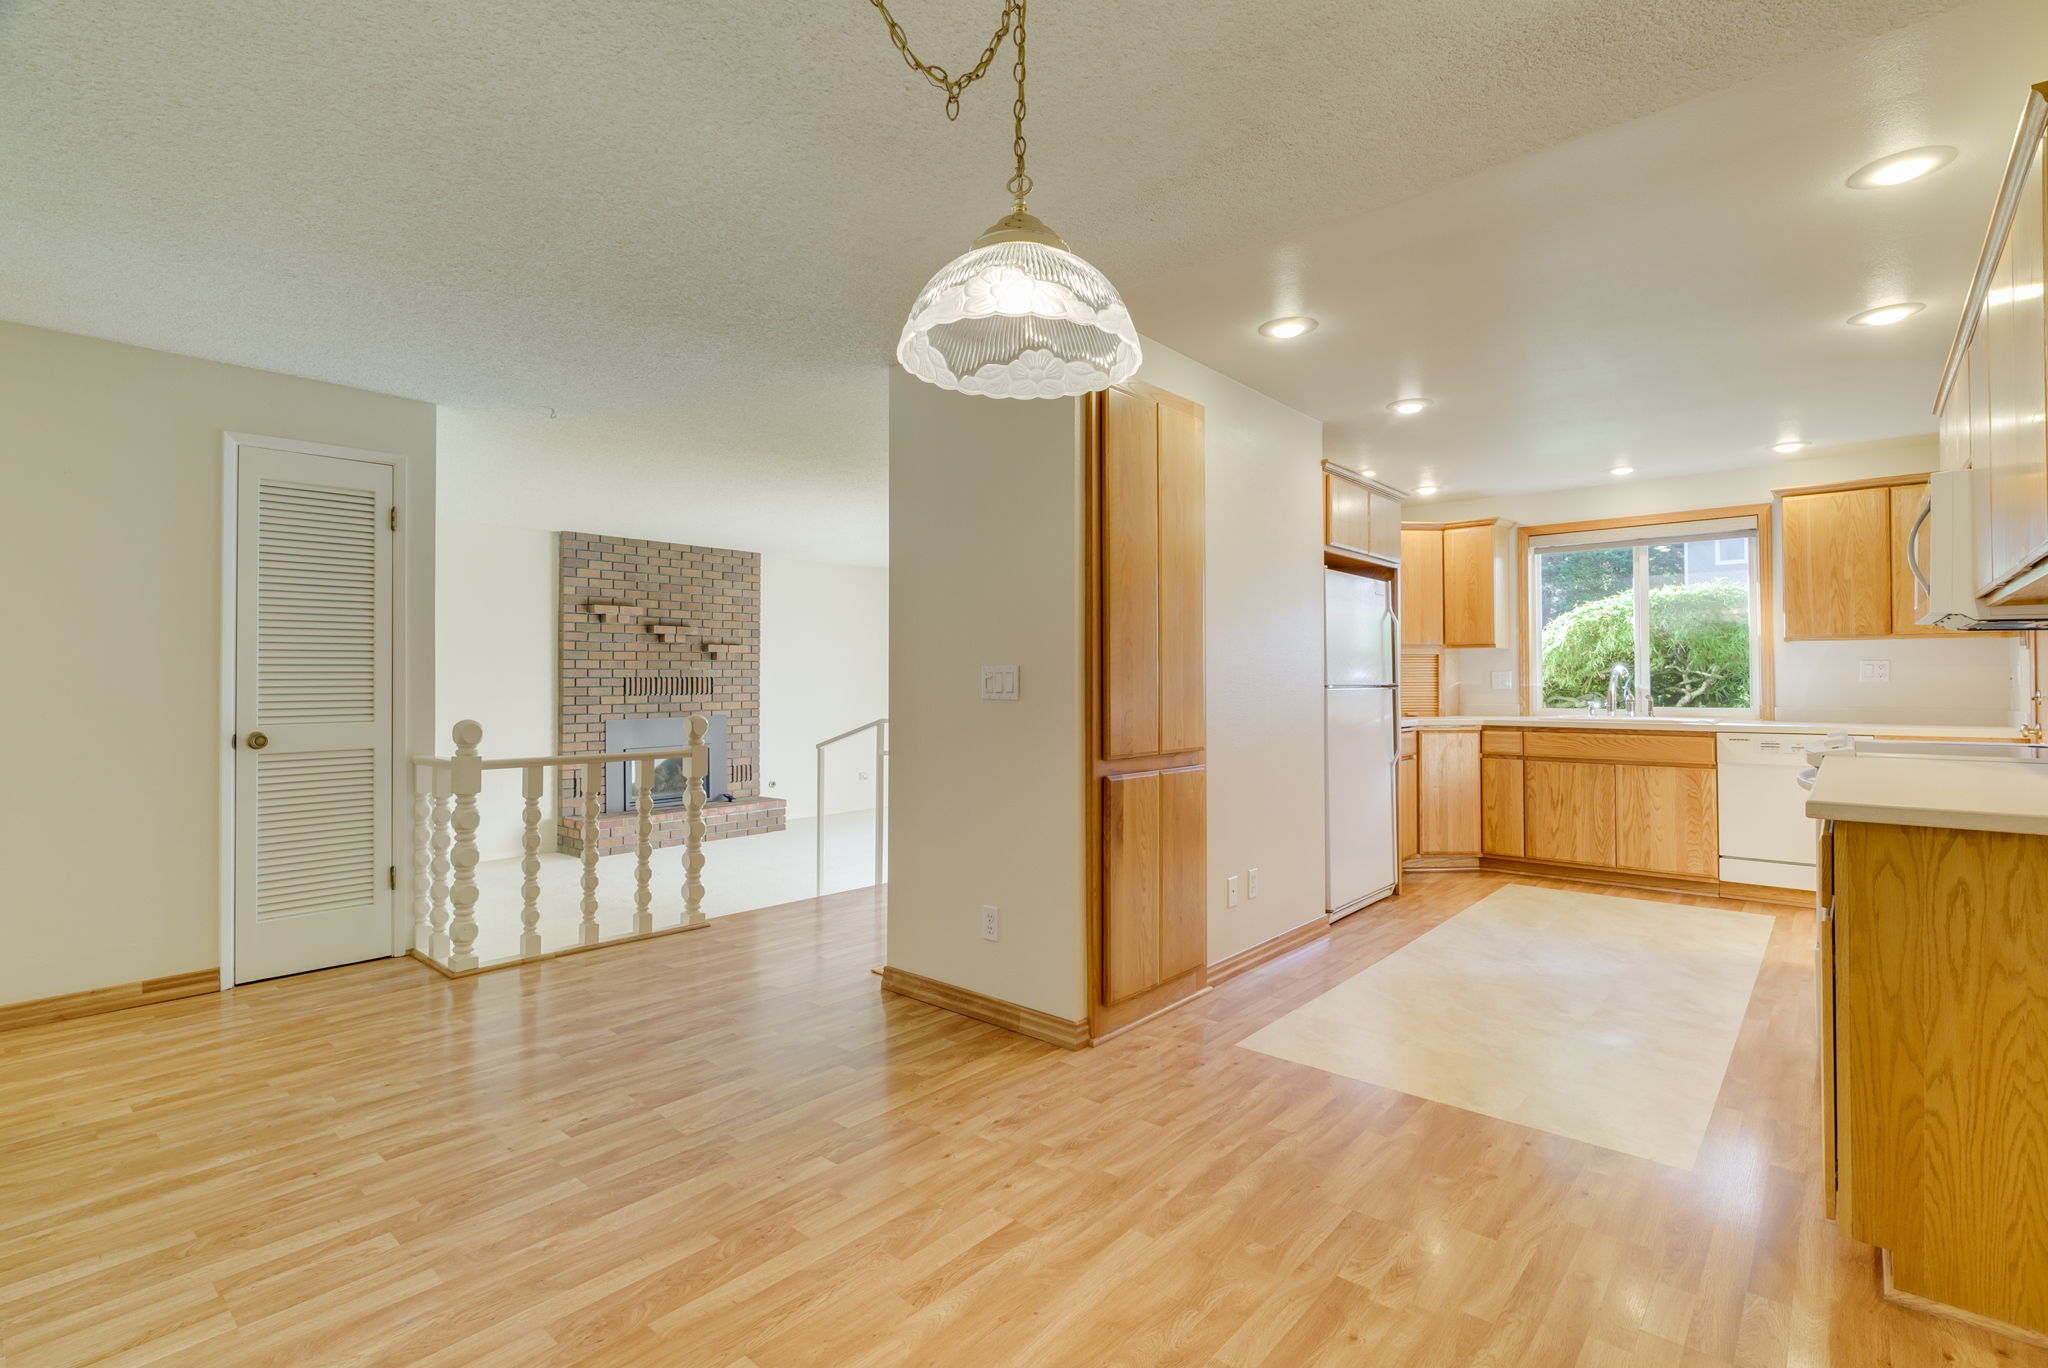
[[1529, 514, 1763, 717]]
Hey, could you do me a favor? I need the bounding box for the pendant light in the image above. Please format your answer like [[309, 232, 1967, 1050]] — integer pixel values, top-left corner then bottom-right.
[[871, 0, 1140, 399]]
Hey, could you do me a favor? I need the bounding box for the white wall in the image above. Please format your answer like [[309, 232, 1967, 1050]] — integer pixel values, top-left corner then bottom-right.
[[1132, 342, 1329, 965], [436, 521, 558, 860], [1425, 436, 2022, 727], [886, 370, 1087, 1022], [759, 556, 889, 821], [0, 321, 436, 1006]]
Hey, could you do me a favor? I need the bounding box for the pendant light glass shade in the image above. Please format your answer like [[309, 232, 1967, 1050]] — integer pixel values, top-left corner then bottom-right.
[[896, 224, 1141, 400]]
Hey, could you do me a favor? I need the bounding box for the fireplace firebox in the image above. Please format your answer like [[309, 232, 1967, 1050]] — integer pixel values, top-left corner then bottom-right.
[[602, 715, 730, 815]]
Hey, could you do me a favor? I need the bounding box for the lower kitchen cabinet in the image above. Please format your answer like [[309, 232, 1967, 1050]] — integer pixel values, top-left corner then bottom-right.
[[1523, 760, 1616, 867], [1822, 818, 2048, 1337], [1613, 764, 1718, 877], [1480, 755, 1523, 857], [1416, 729, 1480, 856], [1405, 726, 1721, 889]]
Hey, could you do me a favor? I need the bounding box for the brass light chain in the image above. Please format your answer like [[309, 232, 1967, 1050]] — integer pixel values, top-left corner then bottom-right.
[[869, 0, 1033, 211]]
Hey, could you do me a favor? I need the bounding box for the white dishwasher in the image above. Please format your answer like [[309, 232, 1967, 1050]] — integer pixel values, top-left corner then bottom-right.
[[1717, 732, 1829, 891]]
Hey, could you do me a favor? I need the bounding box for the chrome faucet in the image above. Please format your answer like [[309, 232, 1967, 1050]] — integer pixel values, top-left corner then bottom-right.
[[1607, 661, 1633, 715]]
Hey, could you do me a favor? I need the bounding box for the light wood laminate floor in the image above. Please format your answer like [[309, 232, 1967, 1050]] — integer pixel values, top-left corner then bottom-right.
[[3, 873, 2040, 1367]]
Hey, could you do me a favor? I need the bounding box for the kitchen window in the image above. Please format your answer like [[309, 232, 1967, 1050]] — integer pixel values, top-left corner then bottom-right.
[[1528, 514, 1763, 717]]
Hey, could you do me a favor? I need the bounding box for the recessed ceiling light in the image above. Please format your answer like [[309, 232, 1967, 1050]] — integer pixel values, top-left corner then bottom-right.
[[1847, 302, 1924, 327], [1387, 397, 1432, 415], [1258, 316, 1317, 339], [1413, 484, 1438, 496], [1988, 281, 2046, 306], [1610, 465, 1634, 476], [1846, 146, 1957, 189], [1772, 440, 1810, 454], [1360, 469, 1377, 478]]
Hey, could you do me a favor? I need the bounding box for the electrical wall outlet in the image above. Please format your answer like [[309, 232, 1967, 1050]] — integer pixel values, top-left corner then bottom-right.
[[1248, 867, 1261, 899], [1226, 875, 1241, 908], [1858, 659, 1890, 683], [980, 904, 999, 941], [1490, 670, 1514, 691]]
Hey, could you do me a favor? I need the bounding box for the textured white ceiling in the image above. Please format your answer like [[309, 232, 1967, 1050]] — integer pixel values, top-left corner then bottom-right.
[[0, 0, 1997, 561], [1141, 0, 2048, 500]]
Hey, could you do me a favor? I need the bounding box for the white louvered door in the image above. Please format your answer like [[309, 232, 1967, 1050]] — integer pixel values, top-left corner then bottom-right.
[[233, 446, 396, 982]]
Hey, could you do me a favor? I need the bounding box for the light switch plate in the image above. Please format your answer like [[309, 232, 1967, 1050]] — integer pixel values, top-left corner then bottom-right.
[[1226, 875, 1240, 908], [1858, 659, 1890, 683], [980, 665, 1020, 701], [1490, 670, 1514, 691]]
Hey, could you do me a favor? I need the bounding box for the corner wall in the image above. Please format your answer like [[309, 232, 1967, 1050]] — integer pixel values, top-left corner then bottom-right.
[[886, 370, 1087, 1022], [0, 321, 437, 1006]]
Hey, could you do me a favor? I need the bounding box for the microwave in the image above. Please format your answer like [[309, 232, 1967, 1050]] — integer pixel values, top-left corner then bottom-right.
[[1916, 467, 2048, 630]]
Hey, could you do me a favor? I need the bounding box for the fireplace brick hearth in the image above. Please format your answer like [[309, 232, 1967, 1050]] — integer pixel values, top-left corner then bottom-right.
[[555, 531, 784, 853]]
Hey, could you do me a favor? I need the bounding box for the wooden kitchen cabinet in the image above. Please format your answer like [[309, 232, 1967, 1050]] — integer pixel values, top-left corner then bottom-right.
[[1480, 754, 1524, 857], [1324, 463, 1402, 563], [1823, 818, 2048, 1337], [1401, 520, 1510, 647], [1411, 727, 1721, 889], [1781, 485, 1892, 638], [1415, 728, 1480, 857], [1399, 529, 1444, 646], [1088, 382, 1207, 1038], [1779, 475, 1964, 638], [1612, 764, 1717, 877], [1441, 524, 1497, 646], [1522, 759, 1616, 868]]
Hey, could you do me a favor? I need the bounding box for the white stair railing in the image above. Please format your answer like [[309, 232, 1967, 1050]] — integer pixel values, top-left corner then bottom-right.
[[409, 716, 711, 976], [815, 717, 888, 895]]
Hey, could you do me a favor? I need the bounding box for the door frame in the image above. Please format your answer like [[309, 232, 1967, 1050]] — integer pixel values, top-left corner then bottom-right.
[[218, 432, 426, 990]]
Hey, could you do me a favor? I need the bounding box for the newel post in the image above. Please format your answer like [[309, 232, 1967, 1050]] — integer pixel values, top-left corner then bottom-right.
[[447, 720, 485, 972]]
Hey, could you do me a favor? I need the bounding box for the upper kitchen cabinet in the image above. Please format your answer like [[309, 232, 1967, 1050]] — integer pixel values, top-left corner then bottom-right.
[[1323, 462, 1403, 564], [1401, 518, 1514, 647], [1936, 82, 2048, 603], [1779, 474, 1950, 638]]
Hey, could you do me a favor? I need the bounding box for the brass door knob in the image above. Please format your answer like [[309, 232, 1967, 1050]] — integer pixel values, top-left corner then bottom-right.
[[246, 731, 269, 750]]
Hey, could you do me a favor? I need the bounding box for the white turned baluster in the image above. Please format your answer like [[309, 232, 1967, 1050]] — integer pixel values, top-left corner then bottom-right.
[[410, 771, 434, 952], [447, 720, 485, 972], [632, 756, 655, 935], [518, 763, 544, 958], [682, 714, 709, 928], [578, 761, 602, 945], [429, 768, 453, 963]]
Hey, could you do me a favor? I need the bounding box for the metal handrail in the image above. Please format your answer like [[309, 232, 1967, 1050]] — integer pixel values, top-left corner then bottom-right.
[[815, 718, 888, 894]]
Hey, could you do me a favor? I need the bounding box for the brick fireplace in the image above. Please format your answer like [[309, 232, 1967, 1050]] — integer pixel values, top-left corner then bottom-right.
[[555, 531, 785, 856]]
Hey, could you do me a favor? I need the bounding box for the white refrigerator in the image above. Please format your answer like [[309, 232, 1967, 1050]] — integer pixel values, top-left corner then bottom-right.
[[1325, 568, 1400, 919]]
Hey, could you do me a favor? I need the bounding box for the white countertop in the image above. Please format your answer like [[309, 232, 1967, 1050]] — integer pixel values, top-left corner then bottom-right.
[[1805, 754, 2048, 835], [1402, 715, 2021, 740]]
